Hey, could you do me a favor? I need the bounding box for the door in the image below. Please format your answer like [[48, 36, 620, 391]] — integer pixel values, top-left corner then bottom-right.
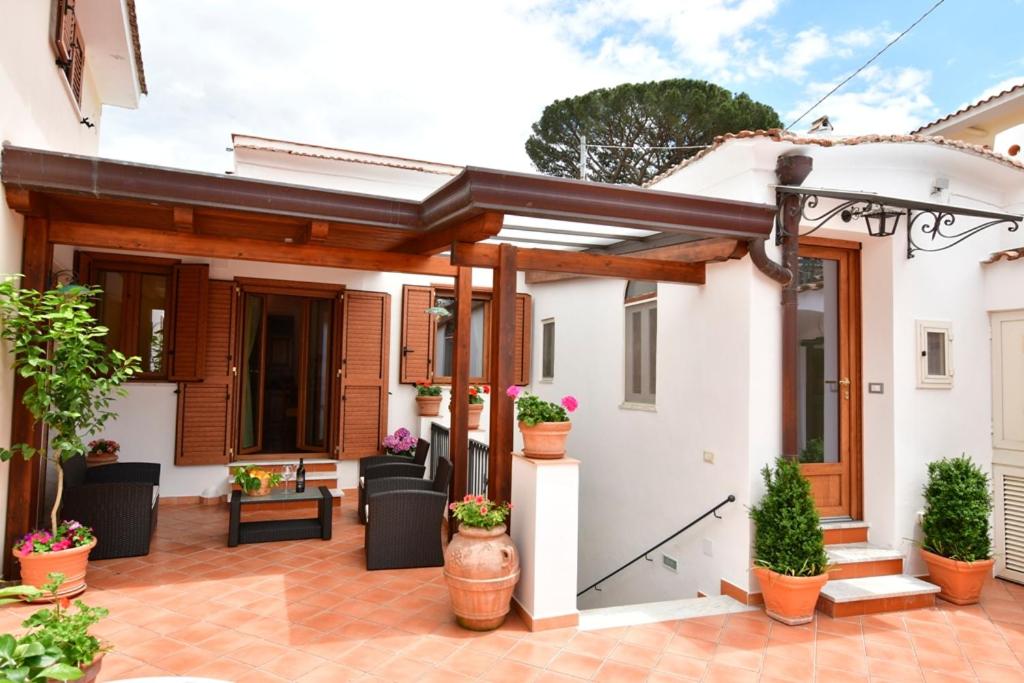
[[797, 240, 862, 519], [992, 310, 1024, 582]]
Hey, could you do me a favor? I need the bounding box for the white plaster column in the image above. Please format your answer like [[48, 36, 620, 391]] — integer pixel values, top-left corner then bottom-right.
[[510, 453, 579, 630]]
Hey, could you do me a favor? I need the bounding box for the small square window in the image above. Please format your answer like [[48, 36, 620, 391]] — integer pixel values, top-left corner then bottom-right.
[[917, 321, 953, 388], [541, 319, 555, 381]]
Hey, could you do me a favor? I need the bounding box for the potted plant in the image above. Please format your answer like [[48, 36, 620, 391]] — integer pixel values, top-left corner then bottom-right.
[[0, 572, 110, 682], [920, 454, 994, 605], [13, 523, 95, 600], [506, 386, 577, 459], [415, 383, 443, 417], [450, 385, 488, 430], [0, 281, 139, 596], [444, 495, 519, 631], [750, 456, 830, 625], [382, 427, 417, 457], [84, 440, 119, 467], [232, 466, 282, 497]]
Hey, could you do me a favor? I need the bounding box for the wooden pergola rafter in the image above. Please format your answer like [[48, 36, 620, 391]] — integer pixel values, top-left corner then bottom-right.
[[0, 145, 777, 574]]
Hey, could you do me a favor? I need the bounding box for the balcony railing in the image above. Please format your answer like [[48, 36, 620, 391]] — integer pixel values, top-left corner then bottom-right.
[[429, 422, 489, 495]]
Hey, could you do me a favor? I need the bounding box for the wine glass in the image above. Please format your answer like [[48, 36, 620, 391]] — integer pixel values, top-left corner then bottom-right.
[[281, 464, 296, 495]]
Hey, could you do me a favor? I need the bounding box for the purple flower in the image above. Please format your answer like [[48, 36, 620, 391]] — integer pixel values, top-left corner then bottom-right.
[[561, 395, 579, 413]]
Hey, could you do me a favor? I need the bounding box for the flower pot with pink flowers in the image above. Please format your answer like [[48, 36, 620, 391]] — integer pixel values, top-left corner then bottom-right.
[[415, 383, 443, 417], [444, 495, 519, 631], [382, 427, 418, 457], [506, 386, 578, 459], [0, 280, 140, 597], [450, 384, 489, 430], [85, 439, 119, 467]]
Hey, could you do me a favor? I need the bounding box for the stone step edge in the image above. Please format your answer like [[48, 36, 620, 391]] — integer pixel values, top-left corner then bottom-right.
[[820, 520, 870, 529], [578, 595, 755, 631], [819, 576, 939, 604], [825, 543, 904, 565]]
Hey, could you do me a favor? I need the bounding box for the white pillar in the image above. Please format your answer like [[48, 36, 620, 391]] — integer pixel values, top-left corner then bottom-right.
[[510, 453, 579, 630]]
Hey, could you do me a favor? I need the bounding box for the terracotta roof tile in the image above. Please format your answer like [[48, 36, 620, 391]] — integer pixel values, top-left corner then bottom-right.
[[126, 0, 147, 95], [645, 128, 1024, 188], [911, 82, 1024, 134], [983, 247, 1024, 264]]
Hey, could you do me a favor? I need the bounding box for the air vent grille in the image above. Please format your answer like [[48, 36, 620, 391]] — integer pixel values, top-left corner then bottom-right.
[[1004, 474, 1024, 573]]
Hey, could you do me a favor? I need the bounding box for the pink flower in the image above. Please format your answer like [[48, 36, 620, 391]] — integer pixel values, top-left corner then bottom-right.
[[506, 385, 522, 399], [449, 503, 457, 510], [561, 395, 579, 413], [464, 494, 473, 502], [479, 507, 488, 515], [475, 495, 484, 504]]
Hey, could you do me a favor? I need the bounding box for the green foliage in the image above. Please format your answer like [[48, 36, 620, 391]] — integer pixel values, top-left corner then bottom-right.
[[798, 437, 824, 464], [415, 383, 442, 397], [232, 466, 281, 494], [514, 393, 568, 426], [0, 573, 108, 682], [467, 385, 488, 405], [525, 79, 782, 185], [922, 454, 992, 562], [750, 457, 829, 577], [449, 496, 511, 530]]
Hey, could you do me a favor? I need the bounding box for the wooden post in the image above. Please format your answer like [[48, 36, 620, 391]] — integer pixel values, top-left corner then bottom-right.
[[777, 155, 813, 461], [488, 244, 517, 505], [449, 267, 473, 506], [3, 217, 52, 578]]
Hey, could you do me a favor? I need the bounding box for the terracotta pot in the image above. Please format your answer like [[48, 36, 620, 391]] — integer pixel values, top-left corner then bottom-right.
[[448, 401, 485, 430], [49, 652, 104, 683], [444, 524, 520, 631], [15, 539, 96, 599], [752, 566, 828, 626], [417, 394, 442, 417], [920, 549, 994, 605], [519, 421, 571, 459], [248, 474, 274, 496]]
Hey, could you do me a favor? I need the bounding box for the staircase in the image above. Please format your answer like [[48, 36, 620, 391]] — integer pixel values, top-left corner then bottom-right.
[[817, 521, 939, 617]]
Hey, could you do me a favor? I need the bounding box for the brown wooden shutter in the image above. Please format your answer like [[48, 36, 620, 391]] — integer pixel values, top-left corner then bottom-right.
[[53, 0, 76, 63], [68, 36, 85, 105], [400, 285, 435, 384], [513, 293, 532, 385], [338, 290, 391, 459], [168, 264, 209, 381], [175, 280, 237, 465]]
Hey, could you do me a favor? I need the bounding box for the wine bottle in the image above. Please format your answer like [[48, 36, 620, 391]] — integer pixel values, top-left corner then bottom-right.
[[296, 458, 306, 493]]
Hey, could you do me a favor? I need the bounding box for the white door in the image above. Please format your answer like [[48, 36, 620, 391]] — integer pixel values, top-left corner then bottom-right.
[[992, 310, 1024, 583]]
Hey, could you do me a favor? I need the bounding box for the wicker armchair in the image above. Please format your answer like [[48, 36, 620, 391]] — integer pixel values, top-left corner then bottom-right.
[[358, 439, 430, 524], [61, 456, 161, 560], [364, 457, 452, 570]]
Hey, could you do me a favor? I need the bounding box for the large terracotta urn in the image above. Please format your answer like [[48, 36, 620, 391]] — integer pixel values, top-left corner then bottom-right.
[[417, 395, 442, 417], [752, 566, 828, 626], [16, 539, 96, 599], [444, 524, 520, 630], [920, 549, 994, 605], [519, 421, 571, 459]]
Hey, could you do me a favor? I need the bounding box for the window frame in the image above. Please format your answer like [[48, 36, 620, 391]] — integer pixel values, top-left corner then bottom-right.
[[916, 320, 954, 389], [541, 318, 555, 382], [623, 282, 658, 406], [431, 288, 492, 385], [51, 0, 86, 112], [77, 252, 178, 381]]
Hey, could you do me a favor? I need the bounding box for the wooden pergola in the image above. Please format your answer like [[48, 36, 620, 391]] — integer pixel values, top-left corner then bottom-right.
[[0, 144, 777, 573]]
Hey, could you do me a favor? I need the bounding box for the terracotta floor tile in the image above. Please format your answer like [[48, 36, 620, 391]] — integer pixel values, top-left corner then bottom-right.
[[547, 650, 603, 679], [676, 621, 722, 643], [655, 652, 709, 679], [665, 633, 717, 660], [593, 659, 651, 682], [188, 656, 255, 681], [440, 648, 500, 677], [815, 646, 869, 675], [564, 631, 618, 659], [505, 640, 560, 668], [479, 657, 542, 683], [970, 659, 1024, 682], [702, 662, 760, 683], [260, 650, 328, 679], [609, 641, 662, 668], [761, 652, 814, 681], [961, 640, 1021, 667], [867, 656, 926, 682], [712, 644, 764, 672], [292, 661, 365, 682], [623, 624, 674, 650], [815, 665, 870, 683], [371, 654, 435, 681]]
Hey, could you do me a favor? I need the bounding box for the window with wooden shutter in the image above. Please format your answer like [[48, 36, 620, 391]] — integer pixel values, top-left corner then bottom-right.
[[338, 290, 391, 459], [514, 293, 532, 386], [168, 264, 209, 381], [52, 0, 85, 106], [400, 285, 435, 384], [176, 281, 238, 465]]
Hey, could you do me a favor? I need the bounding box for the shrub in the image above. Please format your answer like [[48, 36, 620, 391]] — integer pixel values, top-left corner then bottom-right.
[[750, 456, 828, 577], [922, 454, 992, 562]]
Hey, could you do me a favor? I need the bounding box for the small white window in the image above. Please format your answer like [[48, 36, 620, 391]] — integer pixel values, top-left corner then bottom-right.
[[917, 320, 953, 388], [624, 281, 657, 405], [541, 319, 555, 381]]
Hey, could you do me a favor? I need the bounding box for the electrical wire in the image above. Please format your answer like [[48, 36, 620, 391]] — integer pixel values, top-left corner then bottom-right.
[[785, 0, 946, 131], [584, 143, 711, 151]]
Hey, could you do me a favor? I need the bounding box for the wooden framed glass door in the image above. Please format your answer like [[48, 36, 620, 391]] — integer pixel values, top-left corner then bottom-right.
[[796, 239, 862, 519]]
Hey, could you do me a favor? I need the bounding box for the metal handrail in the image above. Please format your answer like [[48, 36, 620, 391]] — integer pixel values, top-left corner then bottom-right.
[[577, 494, 736, 597]]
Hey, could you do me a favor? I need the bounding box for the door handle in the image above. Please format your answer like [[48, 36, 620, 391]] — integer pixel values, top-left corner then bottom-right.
[[825, 378, 852, 399]]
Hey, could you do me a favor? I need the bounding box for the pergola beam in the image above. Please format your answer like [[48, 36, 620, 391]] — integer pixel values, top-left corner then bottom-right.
[[47, 221, 456, 277], [451, 242, 706, 285], [396, 212, 503, 254]]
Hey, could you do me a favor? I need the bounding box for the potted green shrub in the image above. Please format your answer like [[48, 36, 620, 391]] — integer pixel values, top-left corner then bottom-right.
[[920, 454, 994, 605], [507, 386, 577, 459], [750, 456, 830, 625], [0, 281, 139, 596], [415, 382, 443, 417]]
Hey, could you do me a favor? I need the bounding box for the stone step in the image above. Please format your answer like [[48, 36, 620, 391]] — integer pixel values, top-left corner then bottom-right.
[[818, 575, 939, 618], [826, 542, 904, 579], [821, 520, 869, 545], [578, 595, 756, 631]]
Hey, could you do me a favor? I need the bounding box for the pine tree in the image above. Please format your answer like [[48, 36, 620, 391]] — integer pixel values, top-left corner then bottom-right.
[[750, 457, 828, 576]]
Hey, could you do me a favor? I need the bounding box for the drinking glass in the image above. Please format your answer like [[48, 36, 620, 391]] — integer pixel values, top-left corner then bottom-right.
[[281, 464, 296, 495]]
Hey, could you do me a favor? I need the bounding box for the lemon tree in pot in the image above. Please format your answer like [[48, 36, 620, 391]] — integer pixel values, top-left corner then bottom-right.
[[750, 456, 829, 625], [920, 454, 994, 605], [0, 281, 139, 596]]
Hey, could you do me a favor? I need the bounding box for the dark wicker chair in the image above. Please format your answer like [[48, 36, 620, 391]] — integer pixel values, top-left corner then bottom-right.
[[364, 457, 451, 570], [61, 456, 161, 560], [358, 438, 429, 524]]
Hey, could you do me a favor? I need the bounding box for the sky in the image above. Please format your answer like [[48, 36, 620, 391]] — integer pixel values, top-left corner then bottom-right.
[[100, 0, 1024, 175]]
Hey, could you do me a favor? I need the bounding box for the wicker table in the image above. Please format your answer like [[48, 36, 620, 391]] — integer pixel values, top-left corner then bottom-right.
[[228, 486, 332, 546]]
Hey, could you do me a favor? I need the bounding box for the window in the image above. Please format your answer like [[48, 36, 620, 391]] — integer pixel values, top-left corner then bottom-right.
[[79, 254, 175, 380], [432, 292, 490, 383], [917, 320, 953, 388], [52, 0, 86, 107], [541, 319, 555, 381], [624, 281, 657, 405]]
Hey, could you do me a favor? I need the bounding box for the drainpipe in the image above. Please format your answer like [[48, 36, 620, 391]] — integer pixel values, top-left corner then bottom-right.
[[776, 155, 813, 461], [748, 238, 791, 285]]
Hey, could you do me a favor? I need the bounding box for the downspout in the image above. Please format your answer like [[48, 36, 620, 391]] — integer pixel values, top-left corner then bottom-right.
[[776, 155, 814, 461], [748, 238, 791, 285]]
